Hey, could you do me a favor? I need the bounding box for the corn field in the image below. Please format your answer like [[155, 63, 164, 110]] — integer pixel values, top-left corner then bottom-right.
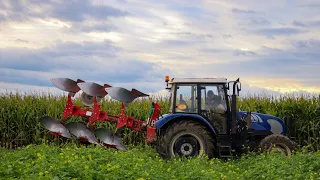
[[0, 92, 320, 150]]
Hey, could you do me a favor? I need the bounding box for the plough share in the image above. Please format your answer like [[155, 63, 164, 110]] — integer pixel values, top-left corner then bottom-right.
[[40, 78, 161, 151]]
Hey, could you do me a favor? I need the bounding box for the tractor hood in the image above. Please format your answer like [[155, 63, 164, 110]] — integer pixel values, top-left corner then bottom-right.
[[156, 112, 286, 135], [237, 111, 286, 135]]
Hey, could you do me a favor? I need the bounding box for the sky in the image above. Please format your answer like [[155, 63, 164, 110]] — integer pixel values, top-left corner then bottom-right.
[[0, 0, 320, 97]]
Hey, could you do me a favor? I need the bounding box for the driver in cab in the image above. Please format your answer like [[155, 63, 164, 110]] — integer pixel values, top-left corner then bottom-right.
[[205, 90, 227, 133]]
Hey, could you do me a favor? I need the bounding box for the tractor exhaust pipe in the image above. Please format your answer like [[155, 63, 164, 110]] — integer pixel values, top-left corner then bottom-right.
[[231, 94, 237, 134], [230, 78, 241, 134]]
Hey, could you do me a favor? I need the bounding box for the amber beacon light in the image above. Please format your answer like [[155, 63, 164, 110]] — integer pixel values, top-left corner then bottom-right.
[[165, 76, 170, 89], [165, 76, 169, 82]]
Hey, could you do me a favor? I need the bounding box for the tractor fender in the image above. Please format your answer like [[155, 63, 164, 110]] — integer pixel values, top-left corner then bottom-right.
[[156, 113, 217, 137], [237, 111, 286, 135]]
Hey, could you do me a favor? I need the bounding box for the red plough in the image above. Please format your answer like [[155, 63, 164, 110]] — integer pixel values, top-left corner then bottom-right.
[[40, 78, 161, 151]]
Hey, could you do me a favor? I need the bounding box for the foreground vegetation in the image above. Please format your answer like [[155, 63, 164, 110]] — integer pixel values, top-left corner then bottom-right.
[[0, 93, 320, 150], [0, 92, 320, 150], [1, 143, 320, 180], [1, 92, 320, 179]]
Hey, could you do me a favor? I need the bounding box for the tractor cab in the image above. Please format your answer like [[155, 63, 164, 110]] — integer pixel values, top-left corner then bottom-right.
[[165, 76, 235, 135]]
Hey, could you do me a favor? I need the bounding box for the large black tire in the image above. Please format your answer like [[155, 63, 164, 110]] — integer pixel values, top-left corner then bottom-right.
[[156, 120, 215, 159], [259, 134, 296, 156]]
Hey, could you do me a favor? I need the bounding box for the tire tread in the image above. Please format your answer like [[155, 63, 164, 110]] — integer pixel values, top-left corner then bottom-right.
[[156, 120, 215, 159]]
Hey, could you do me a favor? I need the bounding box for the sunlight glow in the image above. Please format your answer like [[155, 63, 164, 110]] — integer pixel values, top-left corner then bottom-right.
[[85, 32, 124, 42], [246, 78, 320, 94]]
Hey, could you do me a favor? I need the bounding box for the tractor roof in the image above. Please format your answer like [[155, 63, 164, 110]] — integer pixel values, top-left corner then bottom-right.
[[169, 77, 228, 84]]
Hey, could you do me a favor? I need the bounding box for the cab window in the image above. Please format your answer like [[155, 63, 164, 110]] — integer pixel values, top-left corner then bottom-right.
[[175, 84, 197, 113], [200, 84, 228, 133], [200, 84, 227, 111]]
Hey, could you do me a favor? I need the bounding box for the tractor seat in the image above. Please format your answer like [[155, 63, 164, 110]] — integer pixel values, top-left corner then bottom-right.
[[176, 94, 189, 112]]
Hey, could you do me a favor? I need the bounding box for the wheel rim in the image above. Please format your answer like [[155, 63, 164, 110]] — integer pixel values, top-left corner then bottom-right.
[[267, 143, 291, 156], [170, 133, 203, 158]]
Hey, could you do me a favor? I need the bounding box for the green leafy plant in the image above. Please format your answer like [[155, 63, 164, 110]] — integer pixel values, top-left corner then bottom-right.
[[0, 92, 319, 150], [1, 144, 320, 179]]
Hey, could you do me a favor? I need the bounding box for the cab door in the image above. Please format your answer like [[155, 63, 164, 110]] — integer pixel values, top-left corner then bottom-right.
[[199, 84, 228, 134]]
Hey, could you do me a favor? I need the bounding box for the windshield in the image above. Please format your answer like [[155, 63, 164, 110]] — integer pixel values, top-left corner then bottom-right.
[[200, 84, 227, 111]]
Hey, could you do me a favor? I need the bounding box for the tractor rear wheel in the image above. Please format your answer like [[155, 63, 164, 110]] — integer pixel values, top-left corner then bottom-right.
[[259, 134, 295, 156], [156, 120, 215, 159]]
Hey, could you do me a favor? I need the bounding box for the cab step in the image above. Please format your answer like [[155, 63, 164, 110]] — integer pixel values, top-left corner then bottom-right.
[[217, 144, 233, 158]]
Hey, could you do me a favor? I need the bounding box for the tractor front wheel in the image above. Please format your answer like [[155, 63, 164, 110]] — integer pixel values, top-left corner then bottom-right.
[[259, 134, 295, 156], [156, 120, 215, 159]]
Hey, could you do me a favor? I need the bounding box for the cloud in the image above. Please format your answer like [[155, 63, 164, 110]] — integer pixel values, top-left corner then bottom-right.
[[0, 14, 5, 23], [0, 81, 64, 96], [0, 68, 56, 86], [249, 18, 271, 26], [231, 8, 258, 14], [228, 43, 320, 81], [310, 21, 320, 27], [0, 40, 171, 93], [290, 20, 320, 28], [292, 20, 307, 27], [159, 40, 191, 46], [255, 28, 304, 35], [117, 0, 128, 3], [66, 23, 117, 33], [298, 3, 320, 8], [171, 31, 214, 39], [260, 46, 284, 53], [292, 39, 320, 49], [200, 48, 226, 53], [0, 40, 121, 71], [15, 39, 29, 43], [168, 41, 320, 93], [171, 6, 204, 17], [253, 28, 306, 39], [233, 50, 258, 56], [51, 0, 129, 22], [222, 34, 233, 39], [1, 0, 129, 22], [1, 0, 320, 96]]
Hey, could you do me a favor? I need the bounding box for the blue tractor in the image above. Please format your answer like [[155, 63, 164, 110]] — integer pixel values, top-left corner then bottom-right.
[[154, 76, 296, 159]]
